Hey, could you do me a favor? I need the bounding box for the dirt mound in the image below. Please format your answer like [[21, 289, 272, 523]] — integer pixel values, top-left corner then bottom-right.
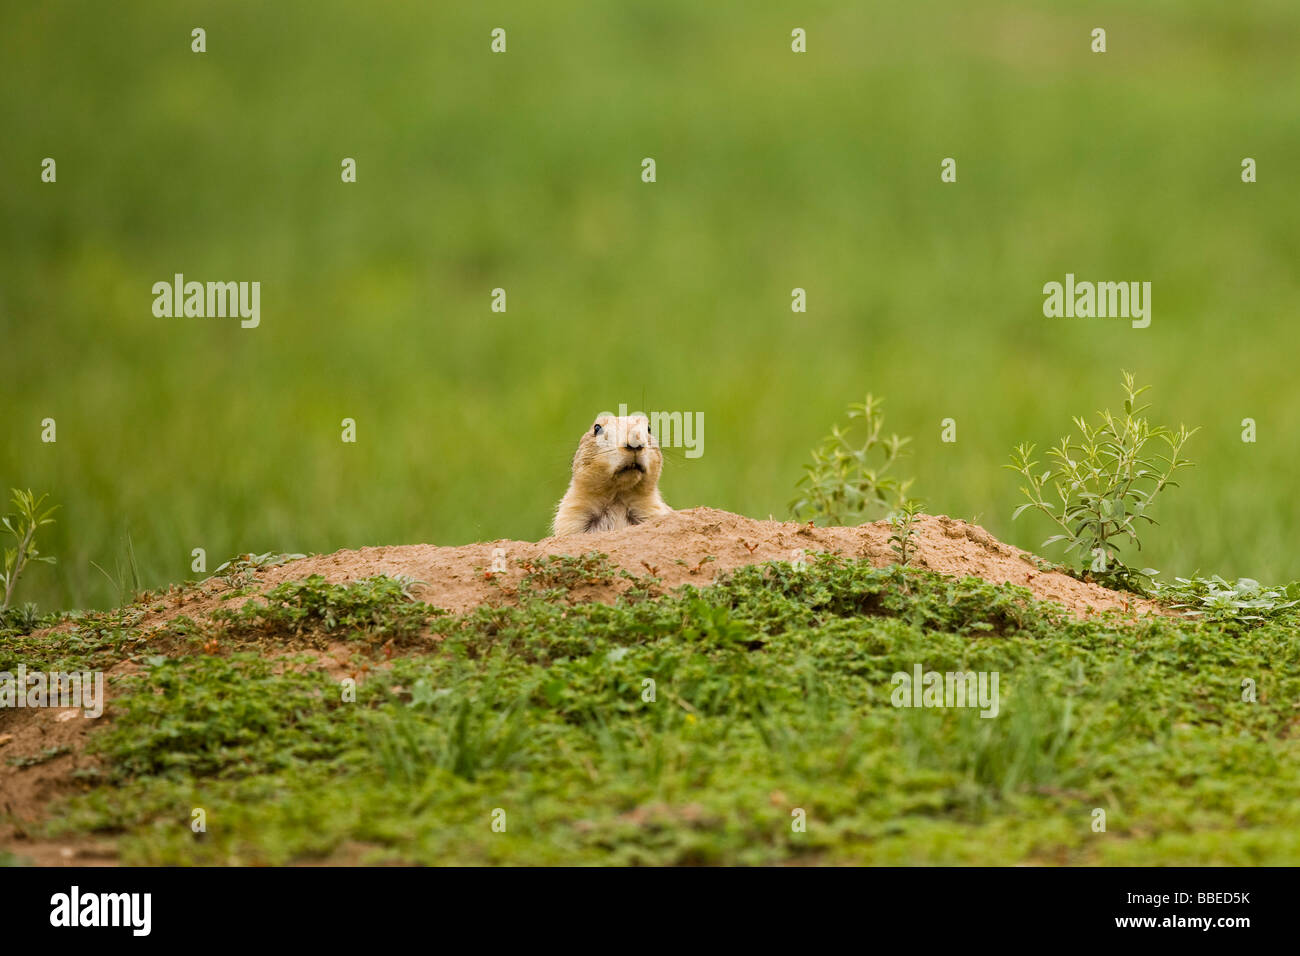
[[3, 508, 1153, 865], [234, 507, 1149, 620], [27, 509, 1153, 645]]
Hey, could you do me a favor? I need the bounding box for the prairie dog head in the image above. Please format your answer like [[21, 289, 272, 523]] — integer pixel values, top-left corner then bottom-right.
[[570, 414, 663, 493], [553, 413, 672, 535]]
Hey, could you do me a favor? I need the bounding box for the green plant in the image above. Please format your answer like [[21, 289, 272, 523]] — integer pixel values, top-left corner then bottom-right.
[[371, 668, 534, 783], [6, 745, 72, 768], [212, 551, 307, 589], [90, 653, 357, 780], [888, 499, 925, 567], [215, 574, 436, 643], [517, 553, 619, 592], [515, 552, 660, 604], [91, 534, 142, 618], [896, 666, 1134, 814], [1007, 372, 1197, 591], [790, 395, 913, 526], [0, 601, 44, 636], [1, 489, 59, 610], [1151, 575, 1300, 626]]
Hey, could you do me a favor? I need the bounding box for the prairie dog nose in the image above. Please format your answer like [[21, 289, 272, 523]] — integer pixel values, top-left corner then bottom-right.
[[624, 422, 648, 450]]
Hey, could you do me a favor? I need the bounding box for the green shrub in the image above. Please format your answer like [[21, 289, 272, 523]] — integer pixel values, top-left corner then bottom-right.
[[1007, 372, 1196, 590], [1, 488, 58, 610], [790, 396, 913, 527]]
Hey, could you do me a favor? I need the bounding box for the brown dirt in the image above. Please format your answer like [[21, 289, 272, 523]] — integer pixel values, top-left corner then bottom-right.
[[0, 683, 116, 866]]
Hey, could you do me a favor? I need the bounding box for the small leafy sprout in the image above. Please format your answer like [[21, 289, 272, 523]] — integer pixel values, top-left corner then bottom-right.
[[212, 551, 307, 589], [790, 395, 914, 527], [1, 489, 59, 610], [672, 555, 718, 575], [888, 499, 925, 567], [0, 601, 43, 636], [1006, 372, 1197, 592]]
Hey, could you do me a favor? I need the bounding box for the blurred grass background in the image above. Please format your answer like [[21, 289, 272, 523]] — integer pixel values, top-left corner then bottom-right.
[[2, 0, 1298, 610]]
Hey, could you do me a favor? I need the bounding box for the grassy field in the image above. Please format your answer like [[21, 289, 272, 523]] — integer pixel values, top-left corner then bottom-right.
[[2, 1, 1299, 611], [4, 555, 1298, 865]]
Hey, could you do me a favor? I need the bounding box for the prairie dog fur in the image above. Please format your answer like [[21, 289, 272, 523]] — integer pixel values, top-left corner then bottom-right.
[[552, 414, 672, 535]]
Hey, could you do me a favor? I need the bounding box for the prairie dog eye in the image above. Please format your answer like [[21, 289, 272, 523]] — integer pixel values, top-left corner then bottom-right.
[[593, 424, 603, 436]]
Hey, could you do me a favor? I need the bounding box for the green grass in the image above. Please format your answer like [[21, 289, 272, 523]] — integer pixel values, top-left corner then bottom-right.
[[2, 0, 1300, 610], [6, 557, 1299, 865]]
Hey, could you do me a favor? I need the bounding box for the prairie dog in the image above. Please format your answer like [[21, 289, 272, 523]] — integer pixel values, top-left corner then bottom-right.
[[552, 414, 672, 535]]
